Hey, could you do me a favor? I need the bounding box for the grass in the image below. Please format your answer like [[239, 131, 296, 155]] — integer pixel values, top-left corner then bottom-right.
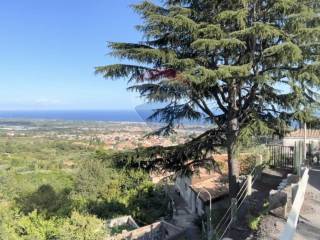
[[247, 201, 269, 231], [248, 214, 262, 231]]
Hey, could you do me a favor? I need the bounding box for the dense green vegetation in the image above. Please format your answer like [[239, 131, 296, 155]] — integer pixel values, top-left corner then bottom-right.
[[0, 123, 170, 239]]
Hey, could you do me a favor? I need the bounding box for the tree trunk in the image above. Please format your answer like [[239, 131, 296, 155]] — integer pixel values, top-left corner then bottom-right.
[[227, 81, 240, 198], [227, 128, 240, 198]]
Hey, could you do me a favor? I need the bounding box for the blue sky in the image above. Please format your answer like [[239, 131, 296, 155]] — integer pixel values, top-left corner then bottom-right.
[[0, 0, 147, 110]]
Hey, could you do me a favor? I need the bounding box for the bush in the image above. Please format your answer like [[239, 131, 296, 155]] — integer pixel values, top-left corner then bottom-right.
[[0, 202, 20, 240], [0, 207, 106, 240], [73, 159, 170, 224], [58, 212, 106, 240], [127, 183, 170, 224], [15, 211, 60, 240], [17, 185, 72, 218]]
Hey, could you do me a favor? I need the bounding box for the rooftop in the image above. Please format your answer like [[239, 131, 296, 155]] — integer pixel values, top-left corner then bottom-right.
[[284, 129, 320, 139], [189, 168, 229, 203]]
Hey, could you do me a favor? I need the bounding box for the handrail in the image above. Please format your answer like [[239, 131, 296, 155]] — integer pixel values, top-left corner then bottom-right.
[[214, 205, 231, 232], [236, 167, 256, 199], [215, 165, 259, 240], [197, 188, 213, 228]]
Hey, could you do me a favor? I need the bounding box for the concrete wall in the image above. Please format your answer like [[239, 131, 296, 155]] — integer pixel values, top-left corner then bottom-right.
[[110, 222, 163, 240], [175, 176, 192, 209], [175, 176, 229, 217], [107, 215, 139, 229], [110, 221, 184, 240], [176, 176, 220, 216], [283, 138, 320, 149], [175, 176, 206, 215]]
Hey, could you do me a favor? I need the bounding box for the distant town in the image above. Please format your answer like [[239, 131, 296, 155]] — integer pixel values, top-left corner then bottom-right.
[[0, 119, 208, 151]]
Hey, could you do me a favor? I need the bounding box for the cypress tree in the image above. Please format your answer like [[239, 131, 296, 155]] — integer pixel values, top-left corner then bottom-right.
[[96, 0, 320, 197]]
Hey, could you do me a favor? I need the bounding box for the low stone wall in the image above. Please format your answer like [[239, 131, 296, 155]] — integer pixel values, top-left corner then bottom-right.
[[110, 221, 184, 240], [107, 215, 139, 229], [268, 173, 300, 218]]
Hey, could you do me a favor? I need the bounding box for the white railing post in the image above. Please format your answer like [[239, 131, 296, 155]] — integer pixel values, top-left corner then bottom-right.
[[247, 175, 252, 196], [298, 141, 304, 177]]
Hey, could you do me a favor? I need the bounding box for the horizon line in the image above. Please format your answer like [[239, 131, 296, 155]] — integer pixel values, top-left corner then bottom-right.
[[0, 109, 142, 112]]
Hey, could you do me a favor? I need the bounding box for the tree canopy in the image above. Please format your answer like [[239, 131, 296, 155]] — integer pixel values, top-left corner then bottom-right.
[[96, 0, 320, 196]]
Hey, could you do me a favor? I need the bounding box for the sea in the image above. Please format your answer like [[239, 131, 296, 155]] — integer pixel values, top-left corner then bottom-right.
[[0, 110, 305, 126], [0, 110, 148, 122]]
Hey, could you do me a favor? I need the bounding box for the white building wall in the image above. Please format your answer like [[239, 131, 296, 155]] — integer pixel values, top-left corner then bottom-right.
[[283, 138, 320, 149], [175, 176, 207, 215], [175, 176, 192, 209]]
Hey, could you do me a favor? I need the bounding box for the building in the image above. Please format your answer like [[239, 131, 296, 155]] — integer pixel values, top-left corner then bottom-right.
[[283, 129, 320, 149], [175, 168, 229, 216]]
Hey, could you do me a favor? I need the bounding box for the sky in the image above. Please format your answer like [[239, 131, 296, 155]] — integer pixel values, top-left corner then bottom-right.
[[0, 0, 148, 110]]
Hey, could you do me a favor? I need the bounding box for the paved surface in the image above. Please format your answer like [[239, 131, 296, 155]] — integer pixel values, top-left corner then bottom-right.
[[168, 188, 201, 240], [295, 167, 320, 240]]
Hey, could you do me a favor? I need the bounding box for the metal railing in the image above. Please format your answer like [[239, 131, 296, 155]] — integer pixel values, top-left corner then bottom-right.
[[213, 166, 260, 240], [213, 204, 232, 239], [267, 145, 294, 170]]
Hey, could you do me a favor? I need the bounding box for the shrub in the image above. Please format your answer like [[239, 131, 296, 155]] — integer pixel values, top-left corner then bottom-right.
[[17, 185, 72, 218], [58, 212, 106, 240], [15, 211, 60, 240], [247, 214, 262, 231]]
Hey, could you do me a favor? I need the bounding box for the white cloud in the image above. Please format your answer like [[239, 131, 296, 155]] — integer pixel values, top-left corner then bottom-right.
[[34, 98, 62, 106]]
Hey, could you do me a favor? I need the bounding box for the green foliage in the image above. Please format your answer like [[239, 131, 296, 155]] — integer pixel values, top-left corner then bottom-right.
[[0, 137, 92, 172], [0, 203, 21, 240], [96, 0, 320, 195], [0, 208, 106, 240], [0, 129, 170, 239], [109, 224, 136, 236], [0, 169, 74, 201], [247, 201, 269, 231], [248, 214, 262, 231], [17, 185, 72, 218], [58, 212, 105, 240], [127, 182, 170, 224], [72, 158, 170, 224], [191, 38, 246, 51], [73, 159, 114, 200], [15, 211, 60, 240]]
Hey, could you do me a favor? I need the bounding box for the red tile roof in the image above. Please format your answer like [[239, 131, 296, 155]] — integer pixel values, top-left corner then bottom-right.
[[285, 129, 320, 138], [189, 169, 229, 202]]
